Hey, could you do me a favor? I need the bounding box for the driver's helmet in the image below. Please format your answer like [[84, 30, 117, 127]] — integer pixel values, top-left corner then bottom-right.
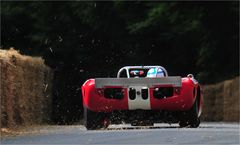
[[146, 67, 164, 78]]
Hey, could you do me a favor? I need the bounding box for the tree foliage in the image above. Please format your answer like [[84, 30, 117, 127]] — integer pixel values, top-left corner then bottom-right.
[[2, 1, 238, 82]]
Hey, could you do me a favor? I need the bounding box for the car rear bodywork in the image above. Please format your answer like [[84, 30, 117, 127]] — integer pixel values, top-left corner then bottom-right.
[[82, 66, 203, 129]]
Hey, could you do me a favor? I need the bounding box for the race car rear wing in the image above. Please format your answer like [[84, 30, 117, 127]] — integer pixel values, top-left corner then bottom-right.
[[95, 77, 182, 88]]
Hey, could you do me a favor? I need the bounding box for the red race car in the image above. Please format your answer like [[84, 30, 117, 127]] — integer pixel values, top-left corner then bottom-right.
[[82, 66, 203, 130]]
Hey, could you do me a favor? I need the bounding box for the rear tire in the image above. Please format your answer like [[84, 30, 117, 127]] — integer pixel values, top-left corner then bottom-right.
[[84, 107, 108, 130], [189, 118, 200, 128], [188, 95, 200, 128], [179, 94, 200, 128]]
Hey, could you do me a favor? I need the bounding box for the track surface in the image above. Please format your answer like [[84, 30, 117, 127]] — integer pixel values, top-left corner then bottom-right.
[[1, 122, 239, 145]]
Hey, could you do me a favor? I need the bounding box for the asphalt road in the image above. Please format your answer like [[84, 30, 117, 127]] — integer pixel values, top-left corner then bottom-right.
[[1, 122, 239, 145]]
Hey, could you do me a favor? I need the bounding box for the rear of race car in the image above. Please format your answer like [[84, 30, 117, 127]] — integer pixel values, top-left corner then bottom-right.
[[82, 76, 203, 130]]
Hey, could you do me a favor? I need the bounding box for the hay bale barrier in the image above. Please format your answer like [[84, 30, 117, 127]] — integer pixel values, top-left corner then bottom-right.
[[0, 48, 53, 128], [201, 77, 239, 122]]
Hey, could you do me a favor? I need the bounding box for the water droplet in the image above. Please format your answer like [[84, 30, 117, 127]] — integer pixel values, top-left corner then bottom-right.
[[58, 36, 63, 42], [149, 50, 152, 55], [79, 69, 84, 73], [45, 39, 49, 45], [49, 47, 53, 53]]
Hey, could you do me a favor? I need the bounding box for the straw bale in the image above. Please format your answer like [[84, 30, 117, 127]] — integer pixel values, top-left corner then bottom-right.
[[0, 48, 53, 128], [201, 77, 239, 122]]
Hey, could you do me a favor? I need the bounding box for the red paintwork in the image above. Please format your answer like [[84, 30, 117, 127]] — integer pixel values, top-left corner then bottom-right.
[[150, 78, 197, 111], [82, 77, 203, 114], [82, 79, 128, 112]]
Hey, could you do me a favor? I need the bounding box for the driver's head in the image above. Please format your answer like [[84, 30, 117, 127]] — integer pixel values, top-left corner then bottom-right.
[[147, 68, 164, 78]]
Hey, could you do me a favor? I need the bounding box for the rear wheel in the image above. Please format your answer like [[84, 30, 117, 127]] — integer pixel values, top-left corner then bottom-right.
[[84, 107, 109, 130], [179, 93, 200, 128], [189, 117, 200, 128], [188, 97, 200, 127]]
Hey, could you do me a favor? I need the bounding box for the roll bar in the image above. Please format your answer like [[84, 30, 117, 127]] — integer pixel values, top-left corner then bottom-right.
[[117, 66, 168, 78]]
